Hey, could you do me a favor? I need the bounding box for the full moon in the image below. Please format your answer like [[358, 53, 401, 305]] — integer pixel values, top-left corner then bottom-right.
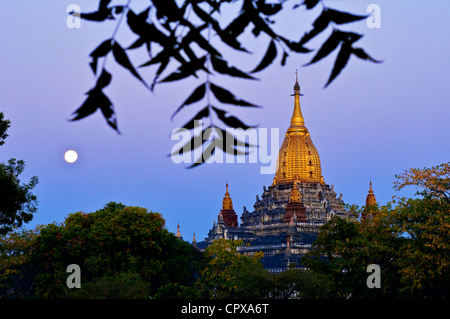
[[64, 150, 78, 163]]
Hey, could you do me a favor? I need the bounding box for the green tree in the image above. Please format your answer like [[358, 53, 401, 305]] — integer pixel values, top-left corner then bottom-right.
[[389, 162, 450, 297], [269, 269, 335, 299], [0, 112, 38, 235], [195, 238, 265, 298], [193, 238, 336, 299], [70, 273, 149, 299], [0, 226, 41, 298], [302, 214, 406, 299], [30, 202, 201, 298], [302, 162, 450, 299], [153, 282, 198, 299], [0, 112, 10, 146], [69, 1, 380, 165]]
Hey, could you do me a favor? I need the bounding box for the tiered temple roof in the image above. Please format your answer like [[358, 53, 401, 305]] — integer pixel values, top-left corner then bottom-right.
[[197, 75, 354, 272]]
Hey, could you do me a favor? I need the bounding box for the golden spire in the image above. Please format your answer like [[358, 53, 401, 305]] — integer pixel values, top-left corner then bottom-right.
[[289, 70, 306, 132], [222, 182, 233, 210], [366, 179, 377, 207], [275, 72, 324, 184]]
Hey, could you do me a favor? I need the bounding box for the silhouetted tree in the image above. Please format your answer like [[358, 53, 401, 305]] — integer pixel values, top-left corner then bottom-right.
[[0, 112, 38, 235]]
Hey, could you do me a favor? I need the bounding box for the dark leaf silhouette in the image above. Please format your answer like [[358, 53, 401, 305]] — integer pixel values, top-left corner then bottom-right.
[[113, 6, 124, 15], [173, 127, 212, 157], [211, 55, 255, 79], [303, 0, 320, 10], [112, 42, 149, 89], [187, 141, 216, 169], [220, 12, 251, 52], [212, 107, 253, 130], [75, 0, 114, 22], [71, 0, 380, 153], [210, 83, 260, 108], [177, 106, 210, 131], [325, 43, 352, 88], [160, 56, 208, 83], [171, 83, 206, 120], [71, 90, 100, 121], [96, 69, 112, 89], [151, 0, 184, 22], [338, 30, 364, 44], [305, 30, 363, 66], [299, 10, 330, 45], [126, 8, 167, 51], [251, 40, 277, 73], [352, 47, 382, 63], [71, 68, 118, 132], [326, 8, 368, 25], [217, 128, 254, 153], [300, 8, 366, 46], [71, 89, 117, 131], [304, 30, 342, 66], [89, 39, 112, 75], [281, 38, 312, 53], [183, 24, 222, 57], [257, 2, 282, 16], [281, 51, 289, 66], [248, 10, 278, 39]]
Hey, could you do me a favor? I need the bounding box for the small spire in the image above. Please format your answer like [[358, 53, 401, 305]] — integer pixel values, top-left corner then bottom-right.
[[192, 233, 198, 248], [365, 179, 377, 209], [294, 69, 300, 91], [289, 176, 301, 203], [175, 222, 182, 239], [222, 181, 233, 210]]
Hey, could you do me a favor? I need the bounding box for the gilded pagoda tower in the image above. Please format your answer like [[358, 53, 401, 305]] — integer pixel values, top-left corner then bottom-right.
[[362, 180, 377, 220], [274, 72, 324, 185], [200, 74, 352, 272]]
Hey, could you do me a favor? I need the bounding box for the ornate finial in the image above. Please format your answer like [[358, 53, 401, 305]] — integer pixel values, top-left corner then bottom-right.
[[289, 177, 301, 203], [175, 222, 182, 239], [222, 182, 233, 210], [364, 179, 377, 218], [294, 70, 300, 92]]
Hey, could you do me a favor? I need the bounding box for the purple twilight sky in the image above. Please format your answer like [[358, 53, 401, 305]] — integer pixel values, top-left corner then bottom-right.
[[1, 1, 449, 242]]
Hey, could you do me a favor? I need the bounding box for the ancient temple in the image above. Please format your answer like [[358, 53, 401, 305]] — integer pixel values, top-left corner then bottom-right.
[[198, 74, 354, 272]]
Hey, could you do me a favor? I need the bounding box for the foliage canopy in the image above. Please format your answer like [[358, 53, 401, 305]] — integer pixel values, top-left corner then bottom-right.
[[69, 0, 380, 166]]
